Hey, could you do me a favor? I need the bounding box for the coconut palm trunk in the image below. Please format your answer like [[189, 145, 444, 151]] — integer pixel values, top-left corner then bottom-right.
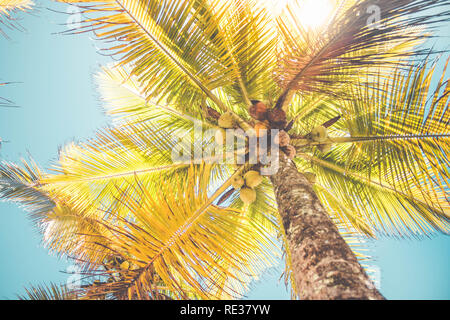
[[270, 154, 384, 300]]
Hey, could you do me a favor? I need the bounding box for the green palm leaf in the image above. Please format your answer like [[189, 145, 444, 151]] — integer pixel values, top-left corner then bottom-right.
[[0, 158, 55, 223], [288, 57, 450, 237], [38, 120, 234, 218], [58, 165, 278, 299], [60, 0, 269, 112], [274, 0, 450, 109]]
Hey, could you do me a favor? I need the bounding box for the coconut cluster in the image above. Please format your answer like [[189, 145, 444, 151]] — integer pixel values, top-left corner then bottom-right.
[[250, 101, 287, 129], [274, 130, 290, 147], [249, 102, 298, 160], [214, 106, 275, 164], [215, 111, 240, 149], [267, 108, 287, 129], [215, 103, 298, 205], [232, 170, 264, 205], [213, 103, 336, 206]]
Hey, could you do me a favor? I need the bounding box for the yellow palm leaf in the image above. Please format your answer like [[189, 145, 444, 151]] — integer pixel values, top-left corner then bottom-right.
[[0, 0, 33, 36], [60, 165, 278, 299], [0, 0, 32, 16], [274, 0, 446, 109]]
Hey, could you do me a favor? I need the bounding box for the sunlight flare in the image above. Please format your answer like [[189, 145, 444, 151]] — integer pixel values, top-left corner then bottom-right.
[[262, 0, 335, 29], [293, 0, 334, 29]]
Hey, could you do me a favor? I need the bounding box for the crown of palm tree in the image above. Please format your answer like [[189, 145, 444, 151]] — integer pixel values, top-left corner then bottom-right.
[[1, 0, 449, 299]]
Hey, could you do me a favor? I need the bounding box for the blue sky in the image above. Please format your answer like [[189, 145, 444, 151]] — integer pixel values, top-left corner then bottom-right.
[[0, 0, 449, 300]]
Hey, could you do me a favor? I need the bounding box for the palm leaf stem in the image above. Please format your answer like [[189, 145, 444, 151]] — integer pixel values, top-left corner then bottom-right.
[[113, 0, 228, 112], [292, 134, 450, 147], [124, 165, 246, 294]]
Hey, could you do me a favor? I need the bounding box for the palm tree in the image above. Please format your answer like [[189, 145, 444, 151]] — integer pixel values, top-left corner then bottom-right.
[[1, 0, 449, 300]]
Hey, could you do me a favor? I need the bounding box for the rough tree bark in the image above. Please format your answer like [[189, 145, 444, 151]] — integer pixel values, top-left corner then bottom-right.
[[270, 154, 384, 300]]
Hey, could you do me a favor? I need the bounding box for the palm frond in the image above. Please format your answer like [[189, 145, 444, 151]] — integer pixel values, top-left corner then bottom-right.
[[37, 202, 189, 299], [337, 58, 449, 212], [42, 203, 114, 265], [287, 92, 343, 135], [18, 283, 76, 300], [274, 0, 450, 109], [60, 165, 278, 299], [286, 20, 429, 131], [59, 0, 282, 116], [39, 120, 230, 218], [58, 0, 245, 112], [0, 158, 55, 223], [0, 0, 31, 13], [96, 64, 215, 127], [289, 57, 449, 237], [296, 151, 449, 237], [1, 81, 21, 110], [0, 0, 33, 37], [214, 0, 278, 106]]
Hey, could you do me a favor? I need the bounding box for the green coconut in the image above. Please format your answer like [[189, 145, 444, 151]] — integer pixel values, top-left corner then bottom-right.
[[310, 125, 328, 142], [231, 175, 245, 189], [240, 187, 257, 204], [244, 170, 263, 188], [218, 112, 235, 129]]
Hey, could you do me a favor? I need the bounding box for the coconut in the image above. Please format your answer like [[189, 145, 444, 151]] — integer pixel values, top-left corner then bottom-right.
[[274, 130, 290, 147], [249, 102, 268, 121], [240, 187, 256, 204], [215, 129, 226, 146], [244, 170, 263, 188], [304, 172, 317, 184], [268, 108, 287, 128], [232, 175, 245, 189], [310, 126, 328, 142], [218, 112, 235, 129], [120, 261, 130, 270], [318, 143, 332, 153]]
